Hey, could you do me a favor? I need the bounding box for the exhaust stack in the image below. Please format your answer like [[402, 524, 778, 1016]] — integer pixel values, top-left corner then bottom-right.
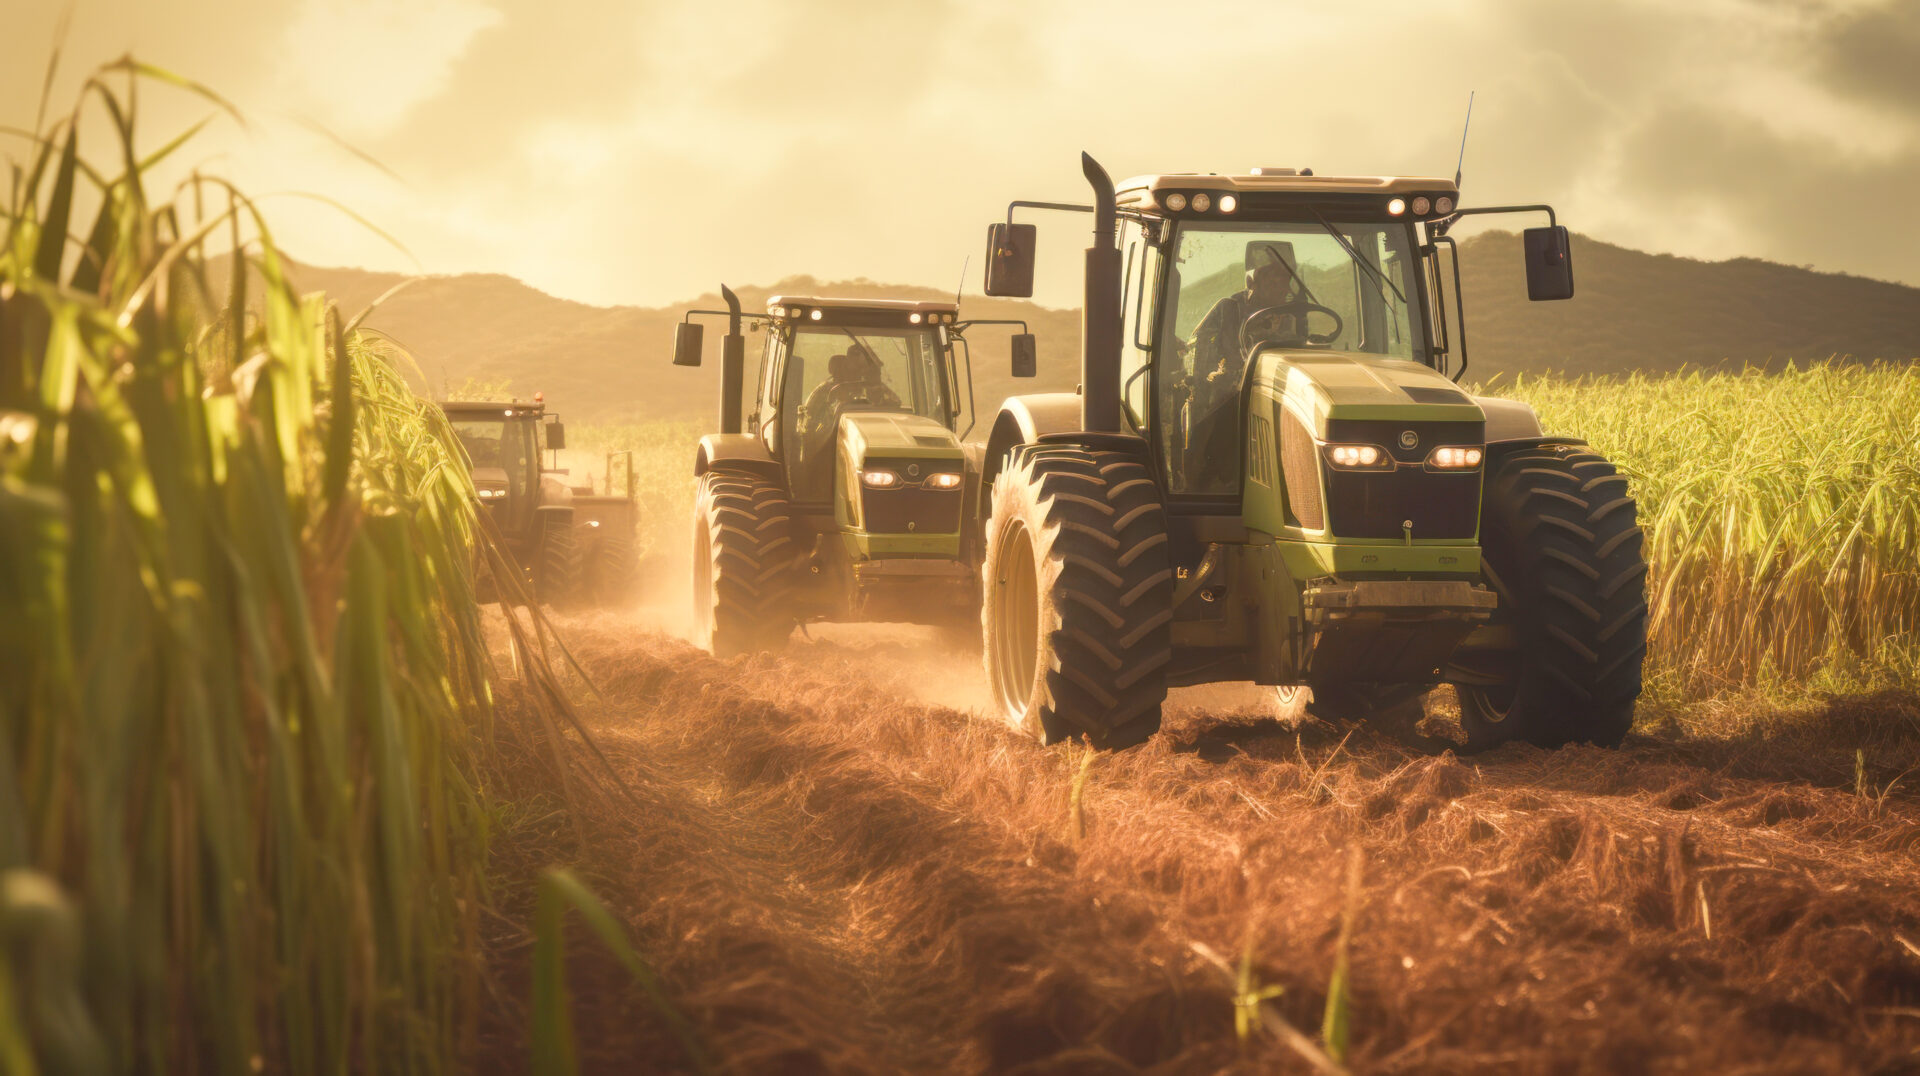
[[719, 284, 745, 435], [1079, 153, 1122, 434]]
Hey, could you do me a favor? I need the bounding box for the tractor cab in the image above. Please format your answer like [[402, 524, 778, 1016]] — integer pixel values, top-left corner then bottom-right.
[[753, 296, 964, 506], [442, 398, 571, 538]]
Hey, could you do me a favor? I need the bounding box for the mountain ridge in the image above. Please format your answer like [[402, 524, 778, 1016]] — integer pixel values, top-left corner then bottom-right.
[[250, 232, 1920, 424]]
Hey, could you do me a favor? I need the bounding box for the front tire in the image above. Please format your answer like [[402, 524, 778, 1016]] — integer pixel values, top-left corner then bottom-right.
[[692, 471, 796, 657], [1456, 446, 1648, 750], [981, 446, 1173, 749]]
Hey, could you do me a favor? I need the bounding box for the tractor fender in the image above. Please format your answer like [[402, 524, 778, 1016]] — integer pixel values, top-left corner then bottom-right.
[[533, 503, 574, 525], [981, 393, 1083, 491], [695, 432, 783, 482], [1470, 395, 1589, 461], [1474, 396, 1562, 443]]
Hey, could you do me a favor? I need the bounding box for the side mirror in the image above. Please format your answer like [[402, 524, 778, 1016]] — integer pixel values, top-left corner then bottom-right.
[[672, 321, 704, 366], [545, 421, 566, 450], [984, 222, 1036, 298], [1011, 333, 1037, 378], [1522, 225, 1574, 301]]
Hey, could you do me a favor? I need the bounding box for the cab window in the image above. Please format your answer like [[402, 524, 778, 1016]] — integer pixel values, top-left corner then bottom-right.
[[784, 326, 949, 502]]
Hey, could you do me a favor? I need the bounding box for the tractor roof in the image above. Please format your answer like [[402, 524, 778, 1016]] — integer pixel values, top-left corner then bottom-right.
[[1115, 171, 1458, 218], [766, 295, 959, 315], [439, 399, 546, 417]]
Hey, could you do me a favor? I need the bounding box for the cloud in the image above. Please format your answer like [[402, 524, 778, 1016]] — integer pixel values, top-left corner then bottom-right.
[[279, 0, 504, 138], [1819, 0, 1920, 113]]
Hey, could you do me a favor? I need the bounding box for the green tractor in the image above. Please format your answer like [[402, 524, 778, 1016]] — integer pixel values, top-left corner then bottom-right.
[[443, 396, 581, 605], [973, 156, 1647, 751], [672, 286, 1033, 655]]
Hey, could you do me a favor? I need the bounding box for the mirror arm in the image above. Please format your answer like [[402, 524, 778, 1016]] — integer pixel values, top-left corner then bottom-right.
[[1431, 203, 1556, 238], [682, 309, 772, 326], [951, 318, 1031, 335], [1003, 201, 1155, 228]]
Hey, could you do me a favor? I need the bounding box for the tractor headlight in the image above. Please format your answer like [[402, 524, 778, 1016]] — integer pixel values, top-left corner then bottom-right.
[[1412, 196, 1432, 215], [1387, 197, 1407, 216], [476, 488, 506, 500], [1192, 192, 1212, 212], [860, 469, 902, 489], [923, 472, 963, 490], [1436, 195, 1455, 214], [1323, 443, 1393, 470], [1164, 192, 1188, 212], [910, 312, 922, 324], [1426, 445, 1484, 470], [809, 309, 823, 321], [1219, 194, 1238, 214]]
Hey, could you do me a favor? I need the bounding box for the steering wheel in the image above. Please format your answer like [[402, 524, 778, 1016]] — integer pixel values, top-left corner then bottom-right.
[[1238, 300, 1344, 355], [798, 380, 904, 444]]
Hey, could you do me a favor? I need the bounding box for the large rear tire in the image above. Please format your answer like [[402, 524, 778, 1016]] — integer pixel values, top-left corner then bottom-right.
[[534, 513, 582, 608], [981, 446, 1173, 749], [1456, 446, 1648, 750], [692, 471, 796, 657]]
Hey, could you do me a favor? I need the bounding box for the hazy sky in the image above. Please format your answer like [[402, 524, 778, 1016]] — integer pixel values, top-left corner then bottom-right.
[[6, 0, 1919, 308]]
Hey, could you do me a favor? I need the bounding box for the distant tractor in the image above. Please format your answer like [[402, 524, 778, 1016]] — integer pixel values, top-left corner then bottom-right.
[[971, 156, 1648, 752], [671, 286, 1033, 655], [443, 396, 638, 608]]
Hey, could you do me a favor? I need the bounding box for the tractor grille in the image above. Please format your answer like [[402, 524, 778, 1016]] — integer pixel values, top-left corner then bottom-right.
[[1278, 406, 1324, 530], [859, 457, 963, 534], [1322, 418, 1484, 540]]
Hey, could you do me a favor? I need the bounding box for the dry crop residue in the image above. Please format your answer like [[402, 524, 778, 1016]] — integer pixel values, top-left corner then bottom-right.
[[484, 613, 1920, 1074]]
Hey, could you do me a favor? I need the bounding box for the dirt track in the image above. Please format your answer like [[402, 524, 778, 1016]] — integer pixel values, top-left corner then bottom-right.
[[482, 611, 1920, 1074]]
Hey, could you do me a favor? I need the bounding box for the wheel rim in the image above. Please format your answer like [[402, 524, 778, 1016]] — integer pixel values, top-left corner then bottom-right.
[[1466, 683, 1515, 724], [991, 517, 1039, 722]]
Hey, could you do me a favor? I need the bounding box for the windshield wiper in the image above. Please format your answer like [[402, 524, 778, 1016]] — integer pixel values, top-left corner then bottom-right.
[[1308, 208, 1406, 308]]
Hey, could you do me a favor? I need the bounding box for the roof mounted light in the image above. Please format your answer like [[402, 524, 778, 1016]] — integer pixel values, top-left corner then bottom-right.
[[1387, 198, 1407, 216], [909, 312, 922, 324], [772, 306, 786, 317], [1411, 196, 1431, 215], [1164, 192, 1188, 212], [1219, 194, 1238, 214], [1436, 195, 1455, 215], [809, 308, 823, 321], [1192, 192, 1212, 212]]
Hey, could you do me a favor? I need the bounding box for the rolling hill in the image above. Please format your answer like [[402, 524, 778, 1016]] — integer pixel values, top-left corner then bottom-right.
[[255, 232, 1920, 424]]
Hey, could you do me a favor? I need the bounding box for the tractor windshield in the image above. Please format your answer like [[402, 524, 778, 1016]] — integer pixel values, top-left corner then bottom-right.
[[1156, 220, 1427, 495], [452, 418, 533, 485], [786, 326, 950, 502]]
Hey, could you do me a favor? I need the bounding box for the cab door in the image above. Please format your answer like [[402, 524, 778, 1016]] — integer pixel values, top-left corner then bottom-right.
[[756, 328, 790, 460], [1119, 221, 1160, 435]]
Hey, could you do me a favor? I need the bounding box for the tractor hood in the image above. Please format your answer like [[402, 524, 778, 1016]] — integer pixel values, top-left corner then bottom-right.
[[1250, 349, 1483, 432], [838, 412, 963, 465], [472, 466, 509, 494]]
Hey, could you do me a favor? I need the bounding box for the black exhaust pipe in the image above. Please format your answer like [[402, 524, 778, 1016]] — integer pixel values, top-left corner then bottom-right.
[[719, 283, 745, 435], [1079, 153, 1123, 434]]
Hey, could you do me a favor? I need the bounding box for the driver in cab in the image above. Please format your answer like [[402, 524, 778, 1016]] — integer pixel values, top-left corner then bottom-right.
[[1189, 251, 1304, 397], [795, 344, 902, 493], [1177, 250, 1304, 488]]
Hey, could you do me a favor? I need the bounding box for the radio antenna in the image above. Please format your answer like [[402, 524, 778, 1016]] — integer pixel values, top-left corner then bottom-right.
[[1453, 90, 1476, 190], [954, 254, 969, 306]]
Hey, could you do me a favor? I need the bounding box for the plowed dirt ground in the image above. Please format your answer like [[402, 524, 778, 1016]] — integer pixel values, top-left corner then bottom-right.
[[479, 609, 1920, 1074]]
